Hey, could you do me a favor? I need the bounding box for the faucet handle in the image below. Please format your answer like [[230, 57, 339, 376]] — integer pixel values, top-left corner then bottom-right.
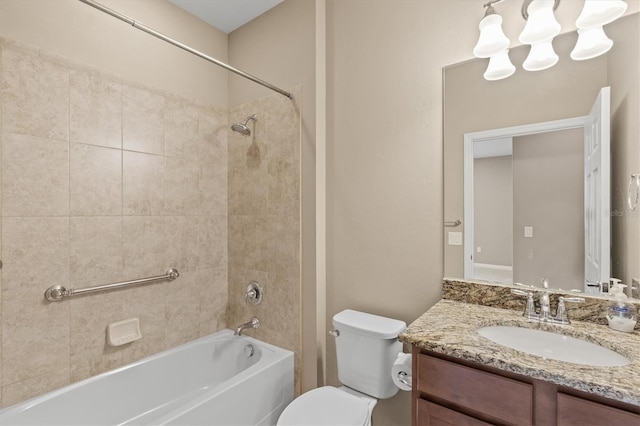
[[244, 281, 263, 305], [553, 296, 585, 325], [541, 278, 549, 289], [511, 289, 538, 320]]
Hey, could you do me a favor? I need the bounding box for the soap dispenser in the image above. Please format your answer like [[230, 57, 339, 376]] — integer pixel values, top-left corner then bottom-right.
[[606, 282, 637, 333]]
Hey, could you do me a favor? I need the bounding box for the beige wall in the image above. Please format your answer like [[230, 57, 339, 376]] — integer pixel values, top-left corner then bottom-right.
[[227, 87, 302, 395], [0, 0, 232, 408], [0, 38, 228, 406], [444, 30, 609, 279], [474, 155, 513, 266], [0, 0, 228, 107], [326, 2, 638, 425], [513, 129, 584, 290], [609, 13, 640, 289], [228, 0, 317, 392]]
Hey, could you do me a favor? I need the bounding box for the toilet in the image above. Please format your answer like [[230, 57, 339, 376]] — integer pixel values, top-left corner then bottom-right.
[[277, 309, 407, 426]]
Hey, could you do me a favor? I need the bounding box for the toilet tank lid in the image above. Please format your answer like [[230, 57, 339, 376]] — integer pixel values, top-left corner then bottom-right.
[[333, 310, 406, 339]]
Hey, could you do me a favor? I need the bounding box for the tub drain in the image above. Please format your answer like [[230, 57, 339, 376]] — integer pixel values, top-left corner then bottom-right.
[[244, 344, 255, 357]]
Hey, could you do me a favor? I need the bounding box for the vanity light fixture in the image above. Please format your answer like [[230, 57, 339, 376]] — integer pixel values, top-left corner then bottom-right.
[[575, 0, 628, 28], [473, 1, 516, 81], [473, 2, 511, 58], [474, 0, 629, 81], [571, 0, 627, 61], [520, 0, 561, 71]]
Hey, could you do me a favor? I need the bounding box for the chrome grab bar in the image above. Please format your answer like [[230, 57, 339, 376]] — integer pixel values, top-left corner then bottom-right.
[[44, 268, 180, 302]]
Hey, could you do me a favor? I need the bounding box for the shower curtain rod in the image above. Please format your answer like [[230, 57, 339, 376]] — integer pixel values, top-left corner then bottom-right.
[[78, 0, 294, 100]]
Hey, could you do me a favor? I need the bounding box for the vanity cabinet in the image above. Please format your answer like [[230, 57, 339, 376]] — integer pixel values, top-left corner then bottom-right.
[[412, 348, 640, 426]]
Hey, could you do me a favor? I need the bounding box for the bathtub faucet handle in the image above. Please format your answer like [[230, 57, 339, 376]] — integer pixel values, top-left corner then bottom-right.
[[244, 281, 263, 305]]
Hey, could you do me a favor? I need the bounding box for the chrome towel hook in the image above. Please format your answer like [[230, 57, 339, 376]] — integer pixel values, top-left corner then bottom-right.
[[627, 174, 640, 211]]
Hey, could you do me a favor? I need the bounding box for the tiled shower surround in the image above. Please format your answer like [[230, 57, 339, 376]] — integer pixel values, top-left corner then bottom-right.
[[0, 38, 302, 406]]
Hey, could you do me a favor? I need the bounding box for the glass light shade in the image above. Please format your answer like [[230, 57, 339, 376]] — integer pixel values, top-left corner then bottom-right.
[[576, 0, 628, 29], [519, 0, 561, 44], [483, 50, 516, 81], [571, 26, 613, 60], [473, 14, 510, 58], [523, 40, 559, 71]]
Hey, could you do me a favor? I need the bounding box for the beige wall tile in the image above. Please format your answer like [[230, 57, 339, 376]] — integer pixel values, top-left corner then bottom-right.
[[2, 217, 69, 302], [69, 291, 125, 383], [2, 367, 70, 407], [198, 215, 227, 270], [164, 216, 200, 273], [164, 157, 200, 215], [70, 217, 123, 288], [228, 216, 269, 272], [198, 107, 228, 165], [123, 87, 164, 155], [163, 270, 202, 339], [70, 69, 122, 149], [122, 216, 167, 278], [123, 151, 164, 215], [70, 143, 122, 216], [2, 296, 69, 385], [199, 268, 228, 336], [267, 157, 300, 216], [200, 161, 227, 216], [2, 132, 69, 216], [1, 47, 69, 141], [228, 135, 268, 216], [165, 98, 199, 160]]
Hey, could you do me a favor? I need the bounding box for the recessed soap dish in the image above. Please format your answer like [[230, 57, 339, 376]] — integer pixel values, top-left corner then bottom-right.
[[107, 317, 142, 346]]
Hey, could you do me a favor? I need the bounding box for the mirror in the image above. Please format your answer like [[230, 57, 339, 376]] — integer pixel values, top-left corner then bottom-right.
[[443, 13, 640, 298]]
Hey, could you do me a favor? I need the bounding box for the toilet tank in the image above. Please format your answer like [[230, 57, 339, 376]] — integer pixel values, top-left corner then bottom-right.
[[332, 310, 406, 399]]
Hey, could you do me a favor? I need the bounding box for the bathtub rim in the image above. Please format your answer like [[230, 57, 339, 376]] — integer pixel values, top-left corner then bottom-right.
[[0, 328, 293, 420]]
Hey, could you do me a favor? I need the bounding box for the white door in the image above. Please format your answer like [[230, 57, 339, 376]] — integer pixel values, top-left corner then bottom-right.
[[584, 87, 610, 295]]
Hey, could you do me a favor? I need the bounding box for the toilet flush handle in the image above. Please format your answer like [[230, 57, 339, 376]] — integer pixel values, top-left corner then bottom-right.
[[329, 330, 340, 337]]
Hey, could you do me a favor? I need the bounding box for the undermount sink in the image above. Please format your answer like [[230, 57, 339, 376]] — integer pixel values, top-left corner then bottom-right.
[[477, 326, 631, 367]]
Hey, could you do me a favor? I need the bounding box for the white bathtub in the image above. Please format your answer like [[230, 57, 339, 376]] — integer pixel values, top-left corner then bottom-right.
[[0, 329, 294, 426]]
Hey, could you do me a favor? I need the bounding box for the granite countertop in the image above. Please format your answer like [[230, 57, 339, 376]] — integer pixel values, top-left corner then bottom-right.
[[400, 299, 640, 407]]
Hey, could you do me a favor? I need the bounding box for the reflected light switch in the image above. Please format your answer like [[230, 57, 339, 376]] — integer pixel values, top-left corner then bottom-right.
[[524, 226, 533, 238], [448, 232, 463, 246]]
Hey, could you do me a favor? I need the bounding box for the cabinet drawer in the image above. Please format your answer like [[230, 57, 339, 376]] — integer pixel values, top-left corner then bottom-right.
[[417, 354, 533, 426], [417, 398, 493, 426], [557, 393, 640, 425]]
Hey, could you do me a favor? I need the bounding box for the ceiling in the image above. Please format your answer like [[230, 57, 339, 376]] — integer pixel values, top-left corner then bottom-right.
[[169, 0, 284, 34]]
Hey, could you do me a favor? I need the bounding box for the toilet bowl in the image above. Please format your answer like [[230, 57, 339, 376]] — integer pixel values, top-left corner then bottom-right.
[[277, 309, 406, 426], [277, 386, 377, 426]]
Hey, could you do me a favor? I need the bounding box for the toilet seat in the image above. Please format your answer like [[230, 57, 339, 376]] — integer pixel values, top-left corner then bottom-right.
[[277, 386, 370, 426]]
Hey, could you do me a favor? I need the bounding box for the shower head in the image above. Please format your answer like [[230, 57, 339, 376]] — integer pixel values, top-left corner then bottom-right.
[[231, 114, 257, 136]]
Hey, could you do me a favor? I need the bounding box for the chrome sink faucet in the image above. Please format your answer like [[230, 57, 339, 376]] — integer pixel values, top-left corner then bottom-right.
[[511, 278, 585, 325], [234, 317, 260, 336], [539, 278, 551, 322]]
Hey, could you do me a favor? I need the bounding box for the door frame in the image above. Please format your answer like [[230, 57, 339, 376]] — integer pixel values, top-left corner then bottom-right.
[[463, 116, 589, 280]]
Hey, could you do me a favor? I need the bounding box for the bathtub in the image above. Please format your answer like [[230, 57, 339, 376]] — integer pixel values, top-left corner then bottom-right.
[[0, 329, 294, 425]]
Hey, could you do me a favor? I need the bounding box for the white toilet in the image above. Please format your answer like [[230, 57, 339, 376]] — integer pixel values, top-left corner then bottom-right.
[[277, 309, 407, 426]]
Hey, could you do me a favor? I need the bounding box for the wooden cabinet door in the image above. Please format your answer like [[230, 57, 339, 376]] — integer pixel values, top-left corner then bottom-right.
[[557, 393, 640, 426], [416, 399, 493, 426]]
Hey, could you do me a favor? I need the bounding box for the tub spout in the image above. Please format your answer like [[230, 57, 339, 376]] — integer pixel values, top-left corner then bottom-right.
[[234, 317, 260, 336]]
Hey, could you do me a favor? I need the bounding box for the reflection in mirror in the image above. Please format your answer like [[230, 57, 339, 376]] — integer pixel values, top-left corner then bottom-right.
[[443, 13, 640, 298]]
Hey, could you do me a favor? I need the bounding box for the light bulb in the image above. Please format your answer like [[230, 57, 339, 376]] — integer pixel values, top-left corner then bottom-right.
[[519, 0, 561, 44], [473, 13, 510, 58], [523, 40, 559, 71], [576, 0, 628, 29], [483, 49, 516, 80], [571, 26, 613, 60]]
